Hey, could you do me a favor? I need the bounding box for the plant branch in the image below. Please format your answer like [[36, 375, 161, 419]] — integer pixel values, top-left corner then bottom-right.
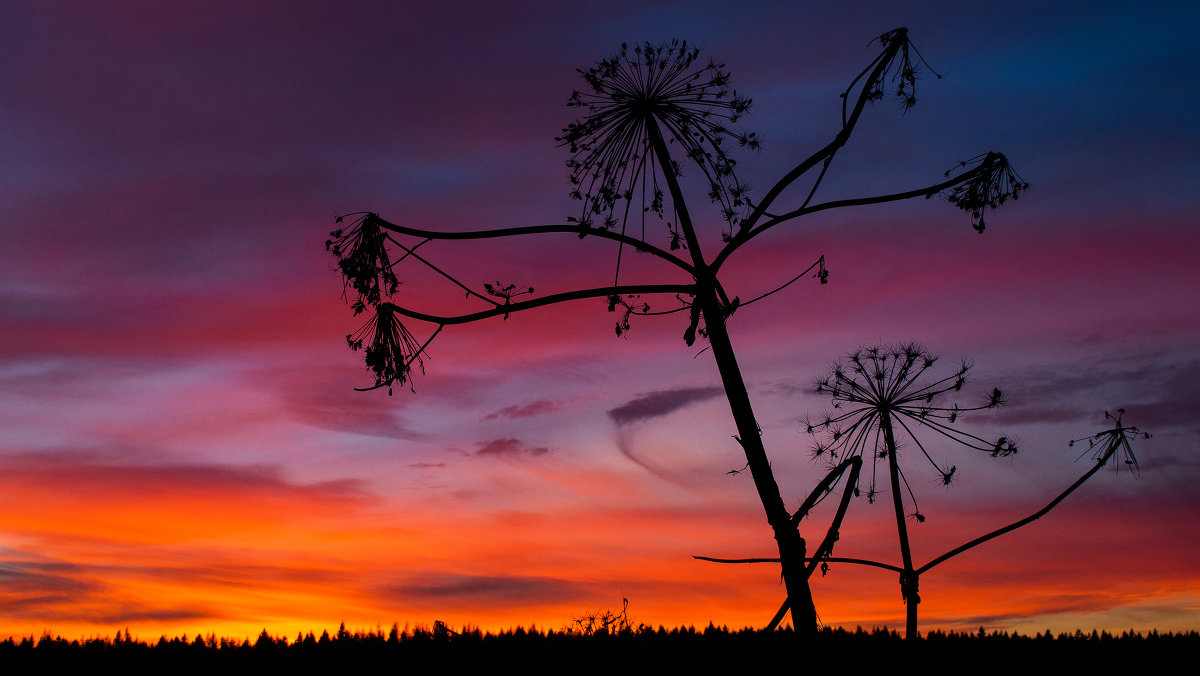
[[693, 555, 903, 574], [739, 256, 827, 310], [737, 32, 903, 234], [363, 212, 695, 275], [385, 235, 496, 306], [918, 456, 1111, 575], [711, 167, 984, 273], [385, 283, 697, 326]]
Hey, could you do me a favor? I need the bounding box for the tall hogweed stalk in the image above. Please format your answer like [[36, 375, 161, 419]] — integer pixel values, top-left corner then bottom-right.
[[327, 29, 1033, 639], [805, 344, 1010, 639]]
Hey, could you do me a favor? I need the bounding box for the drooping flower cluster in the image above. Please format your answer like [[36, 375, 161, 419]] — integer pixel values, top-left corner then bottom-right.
[[805, 344, 1014, 509], [842, 27, 940, 120], [344, 303, 425, 395], [326, 212, 398, 315], [943, 152, 1030, 233], [556, 40, 759, 248], [328, 213, 425, 393]]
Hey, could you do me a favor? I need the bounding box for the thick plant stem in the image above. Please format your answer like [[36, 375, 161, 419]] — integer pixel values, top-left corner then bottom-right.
[[702, 295, 817, 638], [645, 118, 817, 638], [882, 410, 919, 640]]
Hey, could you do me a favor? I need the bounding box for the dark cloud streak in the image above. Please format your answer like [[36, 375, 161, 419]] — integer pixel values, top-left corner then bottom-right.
[[607, 387, 723, 427], [387, 573, 588, 606], [475, 438, 550, 457], [483, 399, 560, 421]]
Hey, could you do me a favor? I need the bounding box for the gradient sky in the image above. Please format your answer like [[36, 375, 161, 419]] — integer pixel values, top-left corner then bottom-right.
[[3, 1, 1199, 640]]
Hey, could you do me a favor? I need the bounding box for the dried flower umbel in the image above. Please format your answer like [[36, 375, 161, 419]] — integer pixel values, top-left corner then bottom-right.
[[557, 40, 759, 255], [804, 343, 1011, 641], [328, 213, 429, 394], [806, 343, 1013, 511], [344, 303, 425, 395], [326, 212, 398, 314], [1070, 408, 1150, 476], [942, 152, 1029, 233], [846, 27, 941, 117]]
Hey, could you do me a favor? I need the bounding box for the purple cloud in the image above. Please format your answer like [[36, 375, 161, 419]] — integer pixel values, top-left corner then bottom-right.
[[0, 449, 373, 504], [606, 386, 723, 427], [483, 399, 560, 421], [475, 438, 550, 457], [387, 573, 588, 605]]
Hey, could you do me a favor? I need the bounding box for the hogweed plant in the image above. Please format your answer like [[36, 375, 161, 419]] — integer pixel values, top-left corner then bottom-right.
[[699, 357, 1148, 650], [701, 356, 1149, 645], [803, 344, 1012, 640], [327, 30, 1029, 638]]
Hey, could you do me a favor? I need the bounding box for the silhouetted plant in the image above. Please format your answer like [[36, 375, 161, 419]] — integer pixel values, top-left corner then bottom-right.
[[802, 356, 1151, 641], [568, 598, 634, 636], [327, 29, 1027, 638], [698, 365, 1149, 647], [803, 344, 1011, 640]]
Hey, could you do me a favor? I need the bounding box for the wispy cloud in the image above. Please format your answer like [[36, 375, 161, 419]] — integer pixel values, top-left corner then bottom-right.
[[475, 438, 551, 457], [483, 399, 560, 421], [386, 573, 589, 606], [606, 387, 723, 427], [0, 449, 373, 506], [285, 388, 426, 440], [993, 356, 1200, 432]]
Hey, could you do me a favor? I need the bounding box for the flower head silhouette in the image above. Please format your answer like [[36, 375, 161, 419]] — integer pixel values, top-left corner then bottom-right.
[[943, 152, 1029, 233], [328, 213, 428, 394], [556, 40, 758, 248], [805, 343, 1013, 511], [345, 303, 425, 395], [326, 212, 398, 314], [804, 343, 1013, 639], [1070, 408, 1150, 476]]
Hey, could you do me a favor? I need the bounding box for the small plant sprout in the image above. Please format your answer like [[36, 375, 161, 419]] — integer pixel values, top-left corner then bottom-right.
[[804, 343, 1012, 640]]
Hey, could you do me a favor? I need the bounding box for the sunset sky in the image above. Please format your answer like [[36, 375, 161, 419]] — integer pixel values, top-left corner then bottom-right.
[[3, 1, 1199, 641]]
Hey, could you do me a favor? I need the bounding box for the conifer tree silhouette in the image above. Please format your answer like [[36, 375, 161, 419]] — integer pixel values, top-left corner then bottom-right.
[[327, 30, 1026, 638]]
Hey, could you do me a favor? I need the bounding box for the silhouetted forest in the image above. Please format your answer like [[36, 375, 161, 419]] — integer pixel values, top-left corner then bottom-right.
[[4, 623, 1195, 675]]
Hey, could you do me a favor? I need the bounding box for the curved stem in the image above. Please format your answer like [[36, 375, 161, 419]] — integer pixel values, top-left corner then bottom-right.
[[645, 116, 816, 639], [738, 256, 826, 310], [804, 456, 863, 579], [761, 456, 864, 631], [711, 167, 984, 274], [792, 455, 859, 526], [693, 554, 904, 575], [386, 235, 494, 306], [737, 37, 902, 234], [366, 213, 695, 275], [383, 283, 696, 326], [918, 455, 1112, 575]]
